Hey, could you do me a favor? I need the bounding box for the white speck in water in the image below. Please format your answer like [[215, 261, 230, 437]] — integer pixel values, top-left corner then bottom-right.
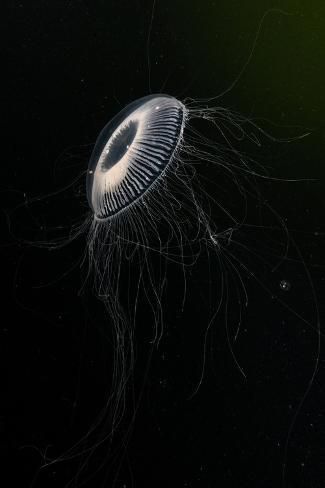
[[279, 280, 291, 292]]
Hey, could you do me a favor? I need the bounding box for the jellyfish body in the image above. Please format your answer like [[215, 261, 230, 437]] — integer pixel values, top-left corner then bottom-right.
[[87, 95, 186, 220]]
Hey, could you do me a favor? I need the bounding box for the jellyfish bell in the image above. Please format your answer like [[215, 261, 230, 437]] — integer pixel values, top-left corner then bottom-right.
[[87, 94, 187, 221]]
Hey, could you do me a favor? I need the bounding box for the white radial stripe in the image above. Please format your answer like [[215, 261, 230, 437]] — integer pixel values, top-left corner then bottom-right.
[[136, 136, 173, 147], [127, 152, 153, 175], [119, 181, 131, 201], [132, 164, 153, 180], [142, 128, 176, 138], [137, 146, 172, 157], [135, 154, 161, 171], [132, 158, 155, 175], [135, 159, 161, 173], [132, 155, 155, 172], [128, 168, 145, 190], [119, 181, 131, 200], [139, 130, 176, 140], [135, 144, 169, 157], [137, 142, 171, 153], [146, 119, 179, 127], [133, 143, 166, 155], [144, 132, 178, 141], [124, 175, 138, 196], [129, 163, 151, 182], [135, 156, 164, 171], [134, 158, 160, 174], [146, 123, 179, 131], [130, 177, 147, 190], [148, 115, 179, 122], [115, 188, 124, 206], [147, 123, 180, 131], [143, 124, 175, 136], [149, 115, 179, 123], [132, 146, 166, 164], [141, 136, 174, 145]]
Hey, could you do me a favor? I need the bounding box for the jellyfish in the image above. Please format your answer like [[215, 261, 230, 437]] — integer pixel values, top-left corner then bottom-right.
[[64, 83, 318, 485], [21, 82, 319, 488], [80, 93, 268, 458]]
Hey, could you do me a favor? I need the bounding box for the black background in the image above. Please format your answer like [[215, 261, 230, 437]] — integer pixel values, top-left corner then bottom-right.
[[3, 1, 325, 487]]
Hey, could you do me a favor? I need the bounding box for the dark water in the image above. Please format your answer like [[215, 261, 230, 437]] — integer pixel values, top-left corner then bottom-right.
[[3, 1, 325, 487]]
